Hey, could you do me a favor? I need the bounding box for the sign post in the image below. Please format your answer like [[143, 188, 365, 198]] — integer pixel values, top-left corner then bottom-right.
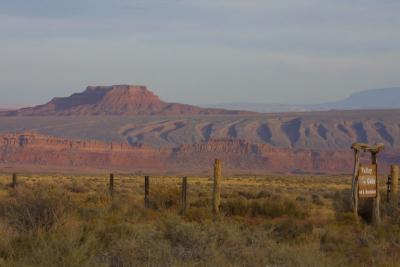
[[351, 143, 384, 225]]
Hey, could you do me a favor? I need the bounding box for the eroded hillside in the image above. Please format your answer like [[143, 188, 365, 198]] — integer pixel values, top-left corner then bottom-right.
[[0, 109, 399, 151]]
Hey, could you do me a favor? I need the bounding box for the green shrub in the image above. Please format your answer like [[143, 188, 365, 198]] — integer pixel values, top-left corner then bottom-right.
[[238, 191, 257, 199], [335, 212, 358, 225], [190, 198, 210, 208], [311, 194, 324, 205], [67, 180, 90, 194], [185, 207, 212, 223], [250, 199, 304, 219], [7, 222, 99, 267], [221, 198, 249, 216], [270, 219, 314, 242], [161, 216, 212, 261], [1, 186, 72, 232], [0, 222, 14, 261], [256, 190, 272, 199], [219, 198, 305, 219], [332, 189, 352, 213], [148, 187, 180, 210], [237, 190, 272, 200]]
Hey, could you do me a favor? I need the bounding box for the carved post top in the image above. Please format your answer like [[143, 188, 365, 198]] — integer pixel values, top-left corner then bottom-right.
[[351, 143, 384, 153]]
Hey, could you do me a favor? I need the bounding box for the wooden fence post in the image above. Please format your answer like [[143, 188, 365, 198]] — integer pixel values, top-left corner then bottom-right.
[[371, 152, 380, 225], [144, 176, 150, 208], [351, 150, 361, 218], [12, 173, 17, 189], [109, 173, 114, 197], [181, 176, 187, 215], [391, 165, 399, 208], [213, 159, 222, 215]]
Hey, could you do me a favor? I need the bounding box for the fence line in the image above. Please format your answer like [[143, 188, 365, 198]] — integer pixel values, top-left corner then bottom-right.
[[4, 162, 400, 219]]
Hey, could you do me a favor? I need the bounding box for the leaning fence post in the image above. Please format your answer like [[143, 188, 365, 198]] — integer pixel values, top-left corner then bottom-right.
[[371, 152, 381, 225], [391, 165, 399, 208], [387, 174, 392, 204], [144, 176, 150, 208], [181, 176, 187, 215], [213, 159, 222, 215], [12, 173, 17, 188], [109, 173, 114, 197]]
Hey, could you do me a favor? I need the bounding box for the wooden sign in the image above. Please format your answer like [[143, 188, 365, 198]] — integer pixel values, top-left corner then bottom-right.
[[358, 164, 378, 198]]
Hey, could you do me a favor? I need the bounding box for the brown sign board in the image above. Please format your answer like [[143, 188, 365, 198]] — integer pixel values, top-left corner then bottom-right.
[[358, 164, 378, 198]]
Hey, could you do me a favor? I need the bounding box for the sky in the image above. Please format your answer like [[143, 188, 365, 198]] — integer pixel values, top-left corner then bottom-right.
[[0, 0, 400, 107]]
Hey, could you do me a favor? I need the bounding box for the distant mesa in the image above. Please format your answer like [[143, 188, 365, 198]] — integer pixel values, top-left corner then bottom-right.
[[2, 85, 252, 116]]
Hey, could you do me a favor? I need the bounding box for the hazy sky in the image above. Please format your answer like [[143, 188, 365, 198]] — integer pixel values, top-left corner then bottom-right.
[[1, 0, 400, 107]]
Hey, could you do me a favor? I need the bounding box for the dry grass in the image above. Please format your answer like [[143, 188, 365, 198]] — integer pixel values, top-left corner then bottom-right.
[[0, 173, 399, 266]]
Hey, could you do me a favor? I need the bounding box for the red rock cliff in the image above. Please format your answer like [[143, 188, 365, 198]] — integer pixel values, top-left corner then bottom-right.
[[0, 133, 395, 175]]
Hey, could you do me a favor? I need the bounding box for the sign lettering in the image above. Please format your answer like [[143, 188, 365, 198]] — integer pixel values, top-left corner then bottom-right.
[[358, 164, 377, 198]]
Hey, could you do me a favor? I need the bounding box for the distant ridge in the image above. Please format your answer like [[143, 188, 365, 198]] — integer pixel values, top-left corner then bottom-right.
[[205, 87, 400, 113], [2, 85, 252, 116], [314, 87, 400, 110]]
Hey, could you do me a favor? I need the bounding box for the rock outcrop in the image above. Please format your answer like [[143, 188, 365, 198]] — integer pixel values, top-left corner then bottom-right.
[[3, 85, 251, 116], [1, 132, 396, 175], [0, 132, 169, 171]]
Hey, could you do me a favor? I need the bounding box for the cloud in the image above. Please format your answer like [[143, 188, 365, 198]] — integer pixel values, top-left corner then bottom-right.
[[2, 0, 399, 55]]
